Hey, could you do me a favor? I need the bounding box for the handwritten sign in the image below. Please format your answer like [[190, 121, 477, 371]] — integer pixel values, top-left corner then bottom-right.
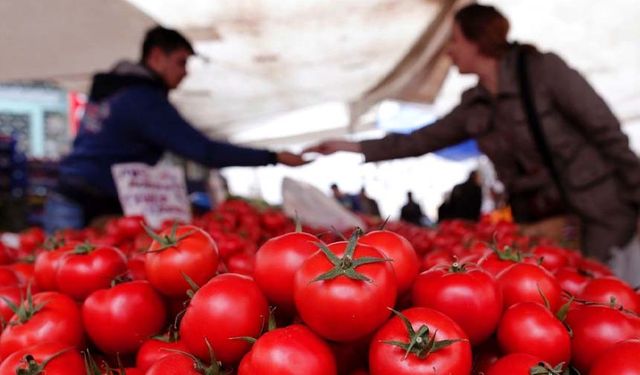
[[112, 163, 191, 228]]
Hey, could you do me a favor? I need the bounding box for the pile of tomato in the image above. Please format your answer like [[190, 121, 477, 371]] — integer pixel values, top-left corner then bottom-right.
[[0, 198, 638, 374]]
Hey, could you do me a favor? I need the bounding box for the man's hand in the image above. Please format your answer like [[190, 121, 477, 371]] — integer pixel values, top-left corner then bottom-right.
[[276, 151, 308, 166], [303, 140, 362, 155]]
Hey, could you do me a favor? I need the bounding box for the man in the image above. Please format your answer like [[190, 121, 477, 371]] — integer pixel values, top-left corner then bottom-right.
[[446, 170, 483, 222], [46, 26, 305, 232]]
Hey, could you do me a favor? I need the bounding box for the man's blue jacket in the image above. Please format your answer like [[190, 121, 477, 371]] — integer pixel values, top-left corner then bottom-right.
[[59, 62, 276, 198]]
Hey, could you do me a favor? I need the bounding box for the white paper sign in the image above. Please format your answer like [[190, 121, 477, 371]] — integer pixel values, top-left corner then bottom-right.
[[112, 163, 192, 228]]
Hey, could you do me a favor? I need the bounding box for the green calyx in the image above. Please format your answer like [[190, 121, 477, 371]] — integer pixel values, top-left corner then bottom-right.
[[529, 362, 571, 375], [72, 242, 95, 255], [382, 308, 464, 360], [312, 228, 391, 283], [2, 285, 45, 325], [143, 222, 195, 253], [16, 350, 69, 375]]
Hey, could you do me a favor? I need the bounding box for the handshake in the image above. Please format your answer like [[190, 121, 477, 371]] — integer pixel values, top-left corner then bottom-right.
[[275, 140, 362, 167]]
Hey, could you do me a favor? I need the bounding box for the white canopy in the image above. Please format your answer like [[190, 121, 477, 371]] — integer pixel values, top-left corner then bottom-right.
[[1, 0, 639, 148]]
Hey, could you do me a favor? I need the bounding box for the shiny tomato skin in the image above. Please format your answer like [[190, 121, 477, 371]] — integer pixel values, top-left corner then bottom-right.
[[253, 232, 321, 314], [180, 273, 269, 365], [0, 292, 84, 360], [589, 339, 640, 375], [485, 353, 542, 375], [294, 241, 397, 342], [135, 336, 189, 372], [55, 245, 128, 300], [0, 342, 85, 375], [412, 264, 502, 346], [82, 280, 167, 355], [359, 230, 419, 295], [369, 307, 472, 375], [578, 276, 640, 313], [496, 263, 561, 312], [239, 324, 337, 375], [496, 302, 571, 366], [145, 225, 219, 297]]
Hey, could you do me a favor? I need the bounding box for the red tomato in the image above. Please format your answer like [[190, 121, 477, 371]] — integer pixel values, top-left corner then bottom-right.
[[531, 245, 569, 272], [359, 230, 419, 295], [485, 353, 542, 375], [496, 302, 571, 366], [554, 266, 592, 296], [8, 262, 35, 288], [368, 307, 472, 375], [566, 304, 637, 373], [496, 263, 561, 312], [0, 286, 23, 327], [0, 267, 19, 288], [0, 343, 84, 375], [225, 251, 255, 276], [478, 247, 533, 277], [0, 291, 84, 360], [117, 215, 146, 239], [294, 240, 397, 342], [145, 225, 219, 297], [136, 336, 189, 372], [18, 228, 45, 256], [577, 257, 613, 277], [578, 276, 640, 313], [126, 252, 147, 281], [412, 263, 502, 345], [146, 353, 219, 375], [420, 249, 455, 271], [33, 242, 77, 291], [82, 280, 167, 354], [180, 273, 269, 364], [590, 339, 640, 375], [55, 244, 128, 300], [239, 324, 337, 375], [253, 232, 321, 314]]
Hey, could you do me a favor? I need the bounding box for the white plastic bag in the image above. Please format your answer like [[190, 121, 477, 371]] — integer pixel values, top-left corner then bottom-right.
[[282, 177, 365, 232]]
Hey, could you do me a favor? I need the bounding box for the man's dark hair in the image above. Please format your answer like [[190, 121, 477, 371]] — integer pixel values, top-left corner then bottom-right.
[[141, 26, 194, 62]]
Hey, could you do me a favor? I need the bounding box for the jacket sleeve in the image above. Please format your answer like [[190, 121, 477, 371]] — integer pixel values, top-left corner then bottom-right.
[[359, 103, 471, 162], [543, 53, 640, 198], [127, 88, 277, 168]]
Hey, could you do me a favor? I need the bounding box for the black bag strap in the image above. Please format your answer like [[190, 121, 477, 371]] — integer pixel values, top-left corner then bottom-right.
[[516, 48, 570, 206]]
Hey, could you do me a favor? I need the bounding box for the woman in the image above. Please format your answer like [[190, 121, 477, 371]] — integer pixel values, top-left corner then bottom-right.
[[305, 4, 640, 268]]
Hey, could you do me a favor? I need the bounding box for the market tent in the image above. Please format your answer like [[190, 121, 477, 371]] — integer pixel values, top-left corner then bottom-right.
[[1, 0, 639, 149]]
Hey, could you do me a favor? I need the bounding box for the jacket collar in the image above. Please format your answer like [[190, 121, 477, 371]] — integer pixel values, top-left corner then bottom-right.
[[463, 44, 522, 104]]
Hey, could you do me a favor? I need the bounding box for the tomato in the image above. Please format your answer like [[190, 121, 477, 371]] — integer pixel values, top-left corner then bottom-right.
[[116, 215, 146, 239], [18, 228, 45, 256], [126, 252, 147, 281], [0, 291, 84, 360], [253, 232, 321, 314], [145, 353, 222, 375], [180, 273, 269, 365], [225, 251, 255, 276], [55, 243, 128, 300], [359, 230, 419, 295], [531, 245, 569, 272], [577, 257, 613, 277], [294, 239, 397, 342], [145, 225, 219, 297], [485, 353, 542, 375], [0, 267, 19, 288], [0, 286, 23, 327], [578, 276, 640, 313], [554, 266, 592, 296], [9, 262, 36, 289], [0, 343, 84, 375], [368, 307, 472, 375], [210, 232, 247, 260], [496, 263, 561, 312], [478, 246, 537, 276], [412, 263, 502, 346], [239, 324, 337, 375], [496, 302, 571, 366], [590, 339, 640, 375], [565, 303, 637, 373], [420, 249, 455, 271], [33, 242, 78, 291], [82, 280, 167, 354], [136, 335, 189, 372]]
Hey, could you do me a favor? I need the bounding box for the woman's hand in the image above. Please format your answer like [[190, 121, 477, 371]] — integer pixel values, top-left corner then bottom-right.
[[303, 140, 362, 155]]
